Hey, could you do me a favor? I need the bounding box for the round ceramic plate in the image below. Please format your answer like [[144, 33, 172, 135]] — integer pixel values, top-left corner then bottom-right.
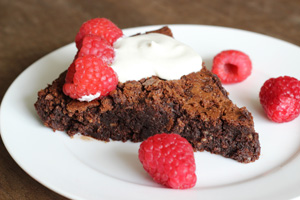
[[1, 25, 300, 200]]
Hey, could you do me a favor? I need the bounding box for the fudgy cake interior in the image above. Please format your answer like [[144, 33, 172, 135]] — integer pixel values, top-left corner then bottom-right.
[[34, 26, 260, 163]]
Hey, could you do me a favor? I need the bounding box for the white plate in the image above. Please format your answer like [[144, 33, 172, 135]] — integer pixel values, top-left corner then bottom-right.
[[1, 25, 300, 200]]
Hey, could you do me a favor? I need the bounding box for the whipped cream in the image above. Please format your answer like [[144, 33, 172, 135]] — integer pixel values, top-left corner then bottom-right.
[[78, 92, 101, 102], [111, 33, 202, 83]]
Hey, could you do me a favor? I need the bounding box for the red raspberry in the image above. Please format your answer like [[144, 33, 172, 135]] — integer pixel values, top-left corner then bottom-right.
[[259, 76, 300, 123], [212, 50, 252, 84], [63, 56, 118, 101], [65, 62, 76, 84], [75, 18, 123, 49], [76, 35, 115, 65], [138, 133, 197, 189]]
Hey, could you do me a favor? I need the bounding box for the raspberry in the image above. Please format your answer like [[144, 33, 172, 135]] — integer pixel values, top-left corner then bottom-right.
[[138, 133, 197, 189], [259, 76, 300, 123], [211, 50, 252, 84], [76, 35, 115, 65], [65, 62, 75, 84], [63, 56, 118, 101], [75, 18, 123, 49]]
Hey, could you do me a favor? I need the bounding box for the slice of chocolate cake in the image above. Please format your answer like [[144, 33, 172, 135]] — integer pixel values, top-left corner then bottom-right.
[[35, 66, 260, 163], [34, 26, 260, 163]]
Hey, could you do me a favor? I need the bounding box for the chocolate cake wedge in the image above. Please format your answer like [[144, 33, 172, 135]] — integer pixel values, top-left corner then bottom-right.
[[34, 26, 260, 163], [35, 66, 260, 163]]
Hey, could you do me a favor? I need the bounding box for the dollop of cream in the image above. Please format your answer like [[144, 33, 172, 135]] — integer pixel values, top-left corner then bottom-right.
[[78, 92, 101, 102], [111, 33, 202, 82]]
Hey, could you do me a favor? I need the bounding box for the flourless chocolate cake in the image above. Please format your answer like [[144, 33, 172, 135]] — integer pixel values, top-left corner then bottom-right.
[[34, 27, 260, 163]]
